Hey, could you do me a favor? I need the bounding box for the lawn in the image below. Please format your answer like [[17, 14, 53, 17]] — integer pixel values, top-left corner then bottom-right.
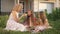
[[0, 15, 60, 34]]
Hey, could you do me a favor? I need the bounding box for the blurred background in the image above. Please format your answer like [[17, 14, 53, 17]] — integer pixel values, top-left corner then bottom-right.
[[0, 0, 60, 34]]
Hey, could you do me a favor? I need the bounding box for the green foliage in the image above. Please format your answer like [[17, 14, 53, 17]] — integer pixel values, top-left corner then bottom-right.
[[19, 16, 27, 23], [0, 20, 60, 34], [34, 12, 39, 18], [47, 8, 60, 21], [0, 15, 9, 28]]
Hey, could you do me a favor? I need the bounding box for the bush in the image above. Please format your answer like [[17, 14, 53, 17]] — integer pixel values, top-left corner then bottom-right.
[[46, 8, 60, 21], [0, 15, 25, 28], [0, 15, 9, 28]]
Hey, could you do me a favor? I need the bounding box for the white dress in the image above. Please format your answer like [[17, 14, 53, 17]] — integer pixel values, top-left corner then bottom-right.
[[35, 25, 46, 31], [5, 12, 27, 31]]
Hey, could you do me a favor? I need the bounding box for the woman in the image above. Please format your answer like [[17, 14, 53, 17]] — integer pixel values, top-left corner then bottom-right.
[[5, 4, 27, 31]]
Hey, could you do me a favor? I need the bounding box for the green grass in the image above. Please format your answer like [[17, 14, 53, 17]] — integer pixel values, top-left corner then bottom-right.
[[0, 15, 60, 34]]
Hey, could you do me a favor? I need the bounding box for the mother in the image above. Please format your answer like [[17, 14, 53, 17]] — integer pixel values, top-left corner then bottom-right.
[[5, 4, 27, 32]]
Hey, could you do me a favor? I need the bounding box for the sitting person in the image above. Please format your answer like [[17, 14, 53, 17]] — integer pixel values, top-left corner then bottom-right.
[[5, 4, 28, 32], [32, 11, 52, 32], [18, 10, 34, 31], [19, 10, 33, 27], [39, 11, 52, 28]]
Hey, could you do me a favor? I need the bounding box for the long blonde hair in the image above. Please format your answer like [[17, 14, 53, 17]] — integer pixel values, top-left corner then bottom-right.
[[12, 4, 23, 11]]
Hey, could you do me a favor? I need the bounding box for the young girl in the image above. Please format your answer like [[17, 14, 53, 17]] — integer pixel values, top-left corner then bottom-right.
[[5, 4, 27, 31], [39, 11, 52, 29], [19, 10, 33, 27], [32, 11, 52, 32], [18, 10, 34, 31], [27, 10, 34, 27]]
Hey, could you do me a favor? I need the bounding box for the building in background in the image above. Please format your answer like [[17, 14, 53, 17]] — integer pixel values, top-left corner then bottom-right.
[[1, 0, 34, 15], [0, 0, 60, 15], [34, 0, 60, 14]]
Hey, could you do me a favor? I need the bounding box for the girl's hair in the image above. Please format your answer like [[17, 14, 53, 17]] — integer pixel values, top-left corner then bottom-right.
[[27, 10, 34, 26], [12, 4, 23, 11], [40, 11, 46, 18], [40, 11, 47, 24]]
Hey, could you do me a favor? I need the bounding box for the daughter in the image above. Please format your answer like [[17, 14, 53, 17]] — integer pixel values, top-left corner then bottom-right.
[[32, 11, 52, 32], [5, 4, 27, 31]]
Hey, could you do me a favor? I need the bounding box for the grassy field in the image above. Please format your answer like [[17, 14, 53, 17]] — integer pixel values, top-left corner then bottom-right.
[[0, 15, 60, 34]]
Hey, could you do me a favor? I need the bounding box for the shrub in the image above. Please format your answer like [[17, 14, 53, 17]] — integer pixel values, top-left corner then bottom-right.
[[0, 15, 9, 28], [46, 8, 60, 21]]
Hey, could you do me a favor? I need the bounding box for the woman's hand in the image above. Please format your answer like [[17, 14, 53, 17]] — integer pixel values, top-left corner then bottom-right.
[[19, 13, 27, 20]]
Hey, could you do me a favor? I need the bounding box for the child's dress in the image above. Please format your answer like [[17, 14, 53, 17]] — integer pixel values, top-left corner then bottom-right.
[[35, 25, 46, 31], [5, 12, 27, 31]]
